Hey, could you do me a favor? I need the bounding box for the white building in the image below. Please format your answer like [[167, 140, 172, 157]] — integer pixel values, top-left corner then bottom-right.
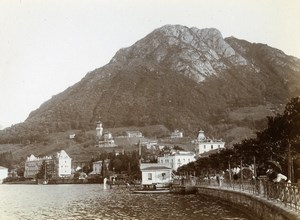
[[0, 166, 8, 183], [158, 151, 196, 171], [92, 161, 102, 175], [195, 130, 225, 155], [96, 121, 116, 147], [146, 141, 158, 149], [170, 130, 183, 138], [56, 150, 72, 177], [140, 163, 172, 187], [126, 131, 143, 138]]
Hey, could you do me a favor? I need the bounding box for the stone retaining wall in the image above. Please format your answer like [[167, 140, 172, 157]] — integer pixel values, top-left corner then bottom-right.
[[197, 187, 300, 220]]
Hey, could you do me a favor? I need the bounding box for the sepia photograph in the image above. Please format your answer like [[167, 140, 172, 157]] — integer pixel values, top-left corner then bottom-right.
[[0, 0, 300, 219]]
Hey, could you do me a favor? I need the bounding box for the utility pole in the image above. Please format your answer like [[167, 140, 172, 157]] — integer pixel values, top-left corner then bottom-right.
[[138, 140, 142, 166], [253, 156, 256, 178], [228, 155, 232, 186], [288, 139, 292, 182], [240, 159, 243, 190], [240, 159, 243, 179]]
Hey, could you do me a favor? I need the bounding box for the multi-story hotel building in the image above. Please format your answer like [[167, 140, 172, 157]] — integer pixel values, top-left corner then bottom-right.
[[24, 150, 72, 179]]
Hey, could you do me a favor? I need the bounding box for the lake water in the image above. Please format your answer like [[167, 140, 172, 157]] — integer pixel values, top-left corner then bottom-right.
[[0, 184, 251, 220]]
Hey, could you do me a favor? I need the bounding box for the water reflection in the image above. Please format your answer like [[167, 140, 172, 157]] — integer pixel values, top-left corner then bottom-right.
[[0, 184, 250, 220]]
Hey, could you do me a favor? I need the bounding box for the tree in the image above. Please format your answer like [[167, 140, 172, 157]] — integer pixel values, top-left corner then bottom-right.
[[36, 160, 48, 179], [173, 145, 184, 151], [82, 165, 92, 174], [112, 158, 123, 173], [0, 151, 14, 169]]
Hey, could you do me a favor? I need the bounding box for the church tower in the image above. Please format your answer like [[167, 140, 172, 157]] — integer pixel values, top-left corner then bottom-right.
[[96, 121, 103, 139], [197, 130, 206, 141]]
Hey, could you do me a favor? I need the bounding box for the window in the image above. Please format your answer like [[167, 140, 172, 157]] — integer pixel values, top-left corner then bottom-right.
[[148, 173, 152, 180], [211, 145, 213, 149], [162, 173, 166, 180], [204, 145, 206, 149], [218, 145, 220, 149]]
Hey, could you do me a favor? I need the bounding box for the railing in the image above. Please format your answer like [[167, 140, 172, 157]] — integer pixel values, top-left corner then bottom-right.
[[174, 177, 300, 213]]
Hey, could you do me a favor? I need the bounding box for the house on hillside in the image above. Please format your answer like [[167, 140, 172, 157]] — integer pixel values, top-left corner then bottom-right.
[[95, 121, 116, 147], [195, 130, 225, 155], [145, 141, 158, 149], [170, 130, 183, 138], [140, 163, 172, 187], [0, 166, 8, 183], [126, 131, 143, 138], [158, 151, 196, 171]]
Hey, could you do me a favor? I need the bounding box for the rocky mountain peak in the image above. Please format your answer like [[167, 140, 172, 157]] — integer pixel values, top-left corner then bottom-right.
[[111, 25, 248, 82]]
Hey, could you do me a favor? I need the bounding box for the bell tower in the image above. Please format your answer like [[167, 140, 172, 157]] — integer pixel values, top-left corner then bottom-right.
[[96, 121, 103, 139]]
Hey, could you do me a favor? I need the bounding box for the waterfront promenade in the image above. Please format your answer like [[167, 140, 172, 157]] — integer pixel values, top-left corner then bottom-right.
[[176, 177, 300, 219]]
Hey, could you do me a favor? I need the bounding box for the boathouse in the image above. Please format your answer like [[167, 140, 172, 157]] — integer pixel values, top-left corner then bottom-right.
[[140, 163, 172, 187]]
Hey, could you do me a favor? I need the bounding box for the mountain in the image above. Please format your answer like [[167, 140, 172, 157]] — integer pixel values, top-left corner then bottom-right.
[[1, 24, 300, 148]]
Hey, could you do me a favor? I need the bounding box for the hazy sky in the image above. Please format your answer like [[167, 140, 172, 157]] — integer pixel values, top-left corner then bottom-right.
[[1, 0, 300, 129]]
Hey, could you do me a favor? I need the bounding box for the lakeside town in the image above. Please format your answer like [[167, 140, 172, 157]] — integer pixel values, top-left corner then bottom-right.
[[1, 96, 300, 193], [0, 120, 226, 186]]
